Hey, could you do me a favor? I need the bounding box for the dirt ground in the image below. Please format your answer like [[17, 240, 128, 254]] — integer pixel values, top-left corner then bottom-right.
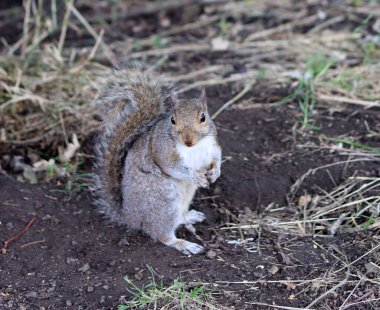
[[1, 1, 380, 309], [1, 104, 380, 309]]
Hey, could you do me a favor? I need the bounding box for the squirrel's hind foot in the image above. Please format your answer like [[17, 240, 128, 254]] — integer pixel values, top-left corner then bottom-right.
[[180, 241, 204, 255], [159, 235, 204, 255]]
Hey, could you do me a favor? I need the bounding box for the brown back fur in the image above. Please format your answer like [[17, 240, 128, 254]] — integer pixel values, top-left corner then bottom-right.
[[92, 65, 173, 222]]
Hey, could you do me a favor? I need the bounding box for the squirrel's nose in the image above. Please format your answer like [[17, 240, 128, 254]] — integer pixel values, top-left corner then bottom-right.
[[181, 130, 194, 147]]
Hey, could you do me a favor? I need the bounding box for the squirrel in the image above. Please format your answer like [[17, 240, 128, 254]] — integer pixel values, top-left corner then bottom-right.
[[92, 64, 222, 255]]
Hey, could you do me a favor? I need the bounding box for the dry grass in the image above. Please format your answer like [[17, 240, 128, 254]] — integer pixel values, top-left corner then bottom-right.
[[1, 1, 380, 308], [0, 0, 109, 183], [0, 0, 104, 151], [223, 147, 380, 236], [1, 0, 380, 152]]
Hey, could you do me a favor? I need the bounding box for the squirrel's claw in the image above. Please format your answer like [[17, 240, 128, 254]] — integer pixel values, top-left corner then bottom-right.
[[207, 166, 221, 183], [194, 172, 209, 188], [160, 235, 204, 255]]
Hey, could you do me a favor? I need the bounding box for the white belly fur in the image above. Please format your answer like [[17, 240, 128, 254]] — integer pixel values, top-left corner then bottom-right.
[[176, 135, 215, 173]]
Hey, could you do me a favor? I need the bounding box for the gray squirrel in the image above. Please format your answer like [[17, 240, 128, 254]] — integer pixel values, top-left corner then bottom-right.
[[92, 65, 222, 255]]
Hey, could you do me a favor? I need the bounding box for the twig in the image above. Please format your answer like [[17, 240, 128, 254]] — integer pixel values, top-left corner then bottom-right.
[[344, 6, 380, 17], [69, 29, 104, 74], [135, 15, 220, 48], [58, 0, 73, 55], [113, 0, 221, 19], [274, 240, 292, 265], [289, 158, 379, 198], [178, 71, 256, 93], [59, 110, 69, 146], [246, 302, 314, 310], [24, 30, 51, 55], [21, 0, 31, 56], [0, 217, 37, 254], [7, 36, 24, 56], [20, 239, 45, 248], [217, 278, 333, 285], [307, 15, 345, 34], [306, 268, 351, 308], [212, 79, 255, 119], [126, 43, 210, 59], [329, 212, 348, 235], [340, 295, 379, 309], [338, 279, 362, 310], [317, 94, 380, 109], [70, 5, 116, 64], [245, 14, 318, 41], [51, 0, 57, 30], [166, 65, 226, 82], [32, 0, 43, 46], [0, 94, 48, 112], [312, 241, 348, 268], [334, 243, 380, 274]]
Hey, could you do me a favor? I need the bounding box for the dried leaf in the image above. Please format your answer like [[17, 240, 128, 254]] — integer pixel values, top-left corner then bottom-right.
[[33, 159, 56, 172], [298, 194, 312, 207], [23, 166, 37, 184], [269, 265, 279, 275], [286, 282, 297, 290], [211, 37, 229, 51], [59, 134, 80, 163]]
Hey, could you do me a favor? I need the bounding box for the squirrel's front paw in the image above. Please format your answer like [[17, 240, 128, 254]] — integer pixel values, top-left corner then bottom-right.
[[207, 161, 221, 183], [194, 172, 209, 188], [185, 210, 206, 225]]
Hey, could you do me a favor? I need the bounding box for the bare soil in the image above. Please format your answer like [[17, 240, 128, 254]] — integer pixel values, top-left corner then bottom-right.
[[1, 1, 380, 309], [1, 103, 379, 309]]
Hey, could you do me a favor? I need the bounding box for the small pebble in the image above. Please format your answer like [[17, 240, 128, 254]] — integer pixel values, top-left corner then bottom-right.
[[134, 272, 143, 280], [66, 300, 72, 306], [214, 186, 222, 195], [78, 263, 90, 272], [39, 292, 50, 299], [206, 250, 217, 259], [25, 291, 37, 299], [47, 287, 55, 293], [118, 238, 130, 247], [87, 286, 94, 293], [66, 257, 79, 264]]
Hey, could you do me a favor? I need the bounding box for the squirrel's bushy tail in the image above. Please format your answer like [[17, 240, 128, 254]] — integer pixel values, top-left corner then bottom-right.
[[92, 64, 172, 223]]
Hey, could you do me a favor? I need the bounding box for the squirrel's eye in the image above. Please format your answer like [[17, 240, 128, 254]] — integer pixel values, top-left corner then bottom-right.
[[171, 116, 176, 125], [200, 113, 206, 123]]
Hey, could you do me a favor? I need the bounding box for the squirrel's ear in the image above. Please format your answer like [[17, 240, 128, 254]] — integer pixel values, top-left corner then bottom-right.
[[170, 91, 178, 109], [199, 87, 207, 109]]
